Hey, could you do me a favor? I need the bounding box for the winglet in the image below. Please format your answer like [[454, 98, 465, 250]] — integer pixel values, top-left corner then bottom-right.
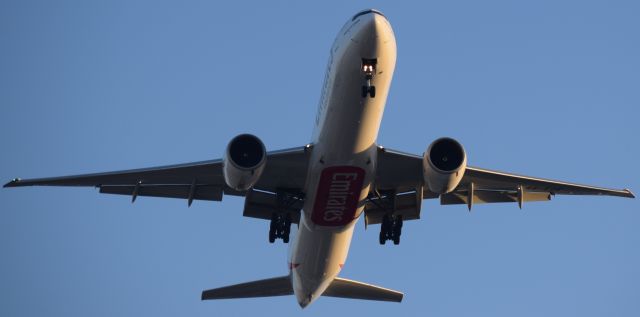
[[3, 178, 21, 188], [624, 189, 635, 199]]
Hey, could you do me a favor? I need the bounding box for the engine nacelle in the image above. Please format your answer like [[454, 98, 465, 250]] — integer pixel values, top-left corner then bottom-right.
[[223, 134, 267, 191], [423, 137, 467, 194]]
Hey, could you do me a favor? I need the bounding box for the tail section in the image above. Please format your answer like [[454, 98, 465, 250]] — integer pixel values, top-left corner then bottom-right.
[[323, 277, 403, 302], [201, 275, 402, 304], [201, 275, 292, 300]]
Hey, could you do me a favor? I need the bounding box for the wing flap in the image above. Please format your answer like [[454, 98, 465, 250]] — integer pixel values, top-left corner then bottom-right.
[[440, 190, 551, 205], [242, 189, 302, 223], [364, 190, 422, 225], [99, 184, 223, 201]]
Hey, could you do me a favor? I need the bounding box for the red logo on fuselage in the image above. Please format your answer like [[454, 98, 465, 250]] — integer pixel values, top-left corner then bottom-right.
[[311, 166, 365, 226]]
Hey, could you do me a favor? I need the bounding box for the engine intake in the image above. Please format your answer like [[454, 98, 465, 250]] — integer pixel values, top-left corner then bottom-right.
[[423, 137, 467, 194], [223, 134, 267, 191]]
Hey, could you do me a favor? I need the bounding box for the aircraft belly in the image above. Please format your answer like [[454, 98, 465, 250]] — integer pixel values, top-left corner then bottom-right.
[[291, 217, 355, 303], [302, 19, 396, 227]]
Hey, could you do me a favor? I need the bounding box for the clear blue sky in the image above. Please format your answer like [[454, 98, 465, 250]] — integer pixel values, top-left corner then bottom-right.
[[1, 1, 638, 316]]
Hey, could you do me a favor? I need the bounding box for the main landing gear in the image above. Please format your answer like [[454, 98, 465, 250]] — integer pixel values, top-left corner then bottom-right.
[[267, 190, 300, 244], [361, 58, 377, 98], [379, 214, 403, 245], [269, 213, 291, 243], [368, 189, 403, 245]]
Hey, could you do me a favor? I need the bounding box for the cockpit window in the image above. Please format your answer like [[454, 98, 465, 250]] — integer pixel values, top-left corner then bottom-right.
[[351, 9, 385, 21]]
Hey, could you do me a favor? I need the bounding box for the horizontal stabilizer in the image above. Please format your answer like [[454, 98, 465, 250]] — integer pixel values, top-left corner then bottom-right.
[[201, 275, 292, 300], [323, 277, 403, 302]]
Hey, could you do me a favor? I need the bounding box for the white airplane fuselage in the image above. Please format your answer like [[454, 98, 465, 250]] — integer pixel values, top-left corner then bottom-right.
[[290, 11, 397, 307]]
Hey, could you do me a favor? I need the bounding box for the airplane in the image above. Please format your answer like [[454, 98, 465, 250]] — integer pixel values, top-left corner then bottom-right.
[[4, 9, 635, 308]]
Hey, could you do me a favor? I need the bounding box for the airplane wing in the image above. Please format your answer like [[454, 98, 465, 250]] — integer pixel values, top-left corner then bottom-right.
[[369, 146, 633, 222], [4, 146, 310, 206]]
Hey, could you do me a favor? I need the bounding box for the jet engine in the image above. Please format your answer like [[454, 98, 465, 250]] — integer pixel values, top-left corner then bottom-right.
[[423, 137, 467, 194], [223, 134, 267, 191]]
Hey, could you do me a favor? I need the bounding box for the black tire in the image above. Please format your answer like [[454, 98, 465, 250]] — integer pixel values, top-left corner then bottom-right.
[[268, 228, 276, 243], [284, 217, 291, 235], [379, 231, 386, 245], [362, 86, 368, 98], [393, 234, 400, 245], [283, 234, 290, 244], [381, 215, 391, 233], [369, 86, 376, 98], [269, 213, 277, 231]]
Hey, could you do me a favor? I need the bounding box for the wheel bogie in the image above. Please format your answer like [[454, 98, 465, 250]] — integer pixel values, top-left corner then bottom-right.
[[361, 85, 376, 98], [379, 214, 403, 245], [268, 213, 292, 244]]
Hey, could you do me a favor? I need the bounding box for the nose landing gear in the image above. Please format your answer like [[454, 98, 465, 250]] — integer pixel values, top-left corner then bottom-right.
[[361, 58, 377, 98]]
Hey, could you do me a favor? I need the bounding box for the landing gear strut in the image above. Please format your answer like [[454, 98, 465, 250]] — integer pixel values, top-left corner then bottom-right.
[[368, 189, 403, 245], [361, 58, 377, 98], [379, 214, 403, 245], [267, 190, 300, 244], [269, 213, 291, 243]]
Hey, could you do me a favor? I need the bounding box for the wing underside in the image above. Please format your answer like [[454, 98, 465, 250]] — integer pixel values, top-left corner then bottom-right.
[[4, 145, 633, 213], [373, 146, 633, 215], [4, 146, 310, 208]]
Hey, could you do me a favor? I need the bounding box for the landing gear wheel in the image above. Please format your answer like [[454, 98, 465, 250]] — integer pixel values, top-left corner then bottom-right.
[[283, 217, 291, 243], [361, 85, 376, 98], [379, 214, 402, 245], [393, 234, 400, 245], [392, 215, 403, 245], [268, 213, 292, 244], [268, 228, 276, 243]]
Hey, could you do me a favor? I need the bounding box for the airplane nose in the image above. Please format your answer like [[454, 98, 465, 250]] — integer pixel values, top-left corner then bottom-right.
[[350, 9, 393, 45], [351, 9, 386, 22]]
